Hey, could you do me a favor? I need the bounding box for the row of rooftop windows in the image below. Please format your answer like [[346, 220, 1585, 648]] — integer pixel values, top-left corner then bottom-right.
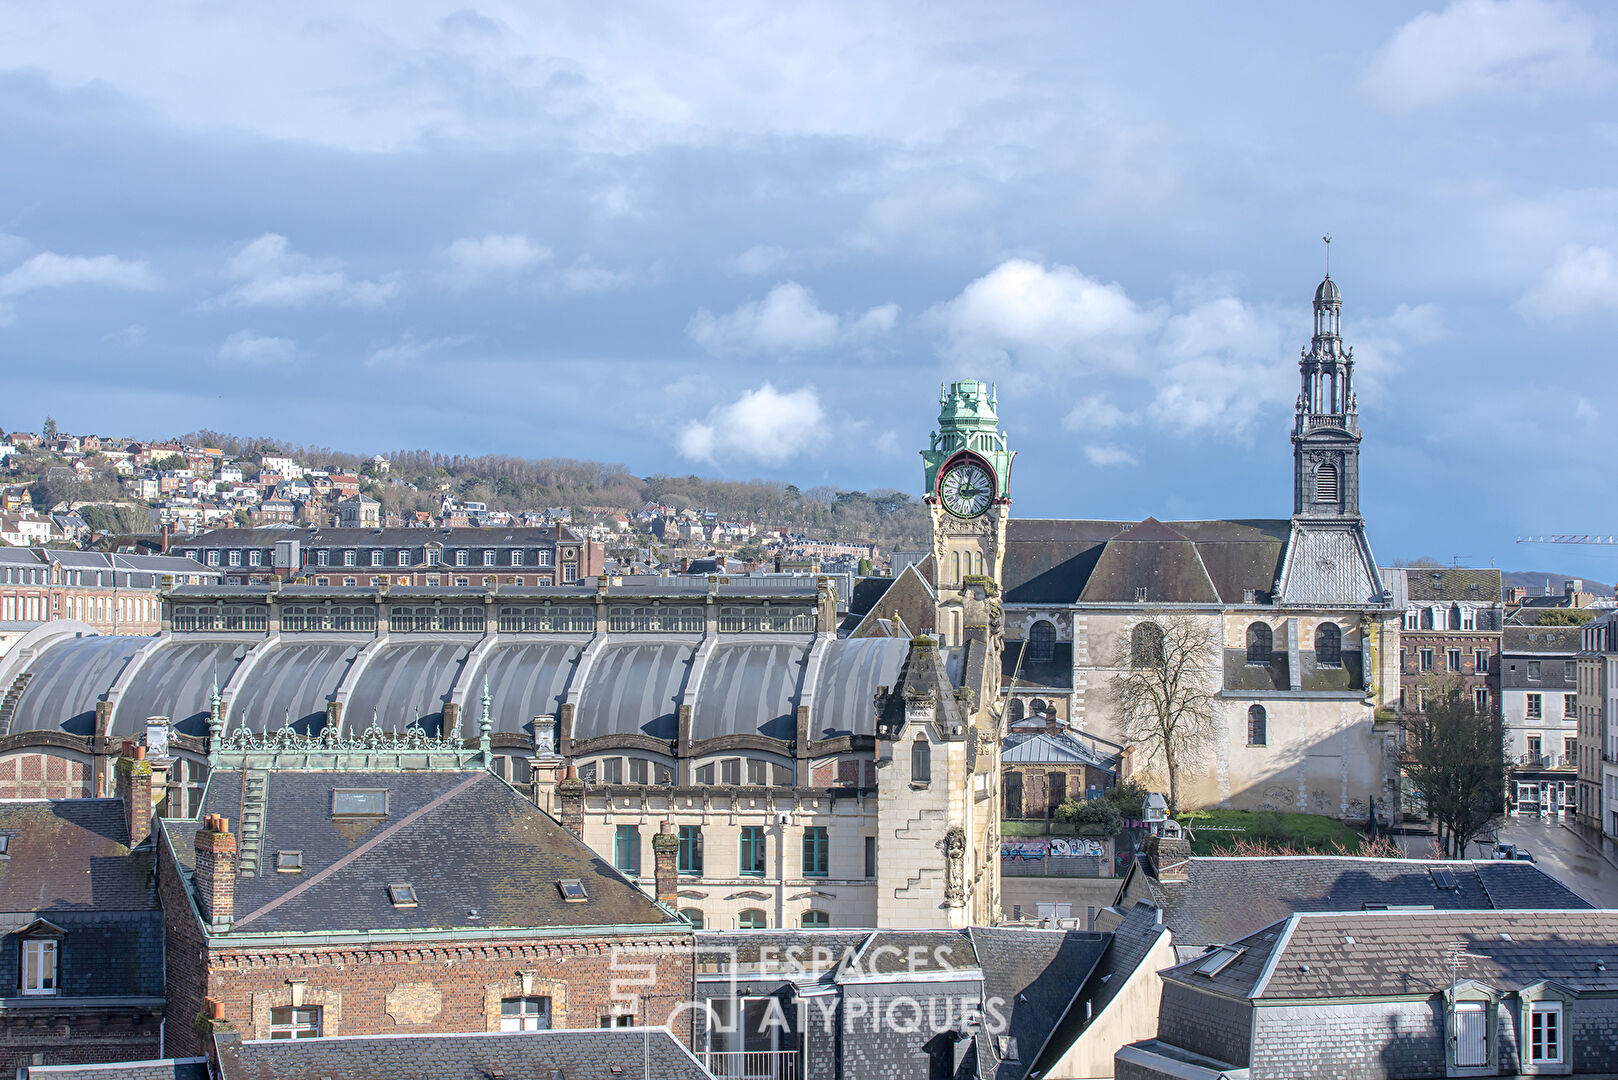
[[200, 547, 571, 568], [172, 603, 816, 634]]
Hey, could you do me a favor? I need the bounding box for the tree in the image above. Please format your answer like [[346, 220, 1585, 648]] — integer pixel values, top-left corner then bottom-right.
[[1536, 609, 1593, 626], [1403, 683, 1507, 858], [41, 416, 56, 440], [1108, 612, 1220, 812], [1055, 798, 1121, 836]]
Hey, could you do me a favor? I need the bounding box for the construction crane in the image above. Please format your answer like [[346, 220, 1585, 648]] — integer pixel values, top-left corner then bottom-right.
[[1516, 535, 1618, 545]]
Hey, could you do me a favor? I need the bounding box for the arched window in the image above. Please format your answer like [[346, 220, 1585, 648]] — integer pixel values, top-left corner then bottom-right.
[[952, 551, 961, 584], [1248, 704, 1268, 746], [1028, 698, 1048, 718], [1421, 607, 1435, 630], [1315, 622, 1342, 667], [1028, 620, 1057, 662], [911, 738, 932, 784], [679, 908, 704, 928], [738, 909, 768, 930], [800, 910, 830, 929], [1131, 623, 1165, 668], [1246, 622, 1273, 665], [1006, 698, 1025, 725], [1448, 604, 1462, 631], [1315, 461, 1338, 503]]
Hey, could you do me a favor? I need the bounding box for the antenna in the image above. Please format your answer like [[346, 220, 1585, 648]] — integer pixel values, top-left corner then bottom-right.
[[1322, 234, 1332, 276]]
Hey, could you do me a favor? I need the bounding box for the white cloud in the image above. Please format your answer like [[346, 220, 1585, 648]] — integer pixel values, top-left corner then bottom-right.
[[366, 332, 468, 369], [933, 258, 1161, 374], [1083, 444, 1137, 468], [677, 383, 827, 465], [1516, 245, 1618, 318], [732, 245, 789, 276], [218, 330, 296, 367], [557, 263, 632, 294], [1361, 0, 1605, 111], [689, 282, 894, 355], [1062, 394, 1137, 432], [215, 233, 399, 308], [444, 232, 551, 277], [0, 251, 157, 296]]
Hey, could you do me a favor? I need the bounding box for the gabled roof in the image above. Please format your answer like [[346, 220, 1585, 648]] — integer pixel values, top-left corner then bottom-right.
[[214, 1029, 714, 1080], [1001, 730, 1117, 770], [970, 926, 1110, 1080], [844, 560, 936, 639], [1137, 856, 1592, 948], [0, 799, 157, 913], [165, 769, 681, 936]]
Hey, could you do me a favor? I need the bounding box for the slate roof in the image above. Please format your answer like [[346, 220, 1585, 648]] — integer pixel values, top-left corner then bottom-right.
[[845, 561, 936, 640], [1169, 910, 1618, 1001], [175, 525, 582, 549], [0, 800, 157, 913], [165, 769, 681, 936], [1134, 856, 1591, 947], [848, 930, 977, 976], [693, 930, 871, 973], [1003, 640, 1073, 691], [1390, 566, 1502, 603], [1002, 518, 1290, 606], [1503, 626, 1583, 655], [214, 1028, 714, 1080], [24, 1060, 208, 1080], [1031, 902, 1168, 1078], [969, 926, 1109, 1080]]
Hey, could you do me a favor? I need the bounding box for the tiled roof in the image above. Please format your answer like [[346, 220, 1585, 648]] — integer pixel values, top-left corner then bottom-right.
[[970, 926, 1109, 1080], [1503, 626, 1583, 653], [1140, 856, 1590, 947], [1391, 566, 1502, 603], [215, 1028, 714, 1080], [25, 1060, 208, 1080], [169, 769, 681, 936], [0, 800, 157, 912], [1180, 910, 1618, 1001]]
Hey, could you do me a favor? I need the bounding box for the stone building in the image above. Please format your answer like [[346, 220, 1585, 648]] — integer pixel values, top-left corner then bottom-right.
[[1381, 566, 1503, 718], [1501, 625, 1581, 815], [1577, 610, 1618, 835]]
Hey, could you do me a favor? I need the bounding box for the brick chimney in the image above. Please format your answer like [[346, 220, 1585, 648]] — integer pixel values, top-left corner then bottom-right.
[[652, 821, 680, 909], [1143, 834, 1192, 884], [115, 743, 152, 848], [195, 815, 237, 931], [558, 765, 585, 838]]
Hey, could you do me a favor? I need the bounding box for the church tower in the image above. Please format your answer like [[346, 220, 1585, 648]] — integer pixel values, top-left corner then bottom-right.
[[922, 379, 1014, 648], [1292, 274, 1362, 519]]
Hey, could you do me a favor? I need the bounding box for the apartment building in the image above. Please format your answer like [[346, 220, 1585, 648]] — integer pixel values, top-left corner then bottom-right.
[[1501, 625, 1581, 815], [1578, 610, 1618, 837], [0, 547, 218, 654]]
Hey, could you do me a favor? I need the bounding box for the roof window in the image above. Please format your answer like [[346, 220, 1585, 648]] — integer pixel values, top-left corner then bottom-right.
[[387, 883, 418, 908], [1428, 866, 1459, 891], [0, 834, 11, 856], [557, 879, 588, 902], [1193, 945, 1244, 977], [332, 789, 388, 817], [275, 850, 302, 873]]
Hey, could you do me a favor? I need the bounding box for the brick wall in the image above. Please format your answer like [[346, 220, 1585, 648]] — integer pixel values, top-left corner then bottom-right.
[[1156, 982, 1251, 1067], [0, 1007, 162, 1072], [0, 753, 92, 800], [156, 829, 210, 1058]]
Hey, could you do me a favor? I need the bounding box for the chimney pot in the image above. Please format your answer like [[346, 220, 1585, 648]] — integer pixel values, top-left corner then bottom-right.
[[134, 744, 146, 761]]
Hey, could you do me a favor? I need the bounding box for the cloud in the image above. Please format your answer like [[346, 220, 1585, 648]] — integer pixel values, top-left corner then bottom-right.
[[365, 331, 468, 369], [1083, 444, 1137, 468], [1361, 0, 1605, 111], [1516, 245, 1618, 318], [732, 245, 789, 276], [0, 251, 157, 296], [689, 282, 895, 355], [557, 262, 632, 294], [932, 258, 1161, 374], [444, 232, 551, 278], [677, 383, 827, 465], [215, 233, 399, 308], [1063, 394, 1137, 433], [218, 330, 296, 367]]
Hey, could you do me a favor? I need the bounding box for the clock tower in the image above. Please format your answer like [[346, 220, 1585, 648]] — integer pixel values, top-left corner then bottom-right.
[[922, 379, 1014, 648]]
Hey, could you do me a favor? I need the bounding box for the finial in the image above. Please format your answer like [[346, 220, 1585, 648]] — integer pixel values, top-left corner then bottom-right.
[[480, 677, 492, 735], [1323, 234, 1332, 277]]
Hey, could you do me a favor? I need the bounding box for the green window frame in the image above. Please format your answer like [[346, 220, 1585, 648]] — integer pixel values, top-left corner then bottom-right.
[[802, 826, 829, 878], [740, 826, 767, 877], [614, 825, 640, 876], [678, 825, 703, 876]]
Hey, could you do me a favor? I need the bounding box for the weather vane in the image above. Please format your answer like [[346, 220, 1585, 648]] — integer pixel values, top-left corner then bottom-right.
[[1323, 234, 1332, 276]]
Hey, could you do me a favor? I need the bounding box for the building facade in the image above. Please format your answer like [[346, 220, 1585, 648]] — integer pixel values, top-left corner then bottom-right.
[[0, 548, 218, 656], [1382, 566, 1503, 719], [1578, 610, 1618, 836], [1501, 625, 1581, 815]]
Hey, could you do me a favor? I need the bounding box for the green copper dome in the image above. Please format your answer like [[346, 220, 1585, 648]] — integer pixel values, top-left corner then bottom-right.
[[922, 380, 1014, 502]]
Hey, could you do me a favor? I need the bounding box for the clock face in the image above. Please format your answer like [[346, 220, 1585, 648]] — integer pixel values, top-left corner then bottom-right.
[[939, 462, 994, 518]]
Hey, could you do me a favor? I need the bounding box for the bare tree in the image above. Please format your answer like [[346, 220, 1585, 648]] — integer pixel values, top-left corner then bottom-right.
[[1108, 611, 1220, 812], [1403, 682, 1506, 858]]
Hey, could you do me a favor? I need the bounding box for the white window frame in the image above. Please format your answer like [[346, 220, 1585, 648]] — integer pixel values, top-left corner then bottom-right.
[[1529, 1000, 1564, 1065], [484, 550, 495, 567], [455, 550, 468, 567], [500, 996, 552, 1032], [21, 939, 57, 996], [268, 1005, 322, 1040]]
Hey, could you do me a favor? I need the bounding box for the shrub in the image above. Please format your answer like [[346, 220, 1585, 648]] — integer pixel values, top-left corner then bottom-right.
[[1054, 798, 1121, 836]]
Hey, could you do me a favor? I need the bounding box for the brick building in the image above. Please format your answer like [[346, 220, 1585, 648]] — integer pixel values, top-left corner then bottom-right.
[[155, 732, 694, 1057], [0, 548, 218, 655], [1382, 566, 1503, 718], [172, 525, 603, 587], [0, 779, 166, 1071]]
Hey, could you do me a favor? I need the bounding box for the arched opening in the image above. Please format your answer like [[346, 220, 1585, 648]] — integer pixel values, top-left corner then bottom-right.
[[1315, 461, 1338, 504], [1448, 604, 1462, 631], [800, 910, 830, 929], [1006, 698, 1025, 725], [911, 738, 931, 784], [1028, 697, 1048, 719], [679, 908, 704, 928], [1028, 620, 1057, 662], [1246, 622, 1273, 665], [1248, 704, 1268, 746], [1131, 622, 1165, 668], [1315, 622, 1342, 667], [738, 909, 767, 930]]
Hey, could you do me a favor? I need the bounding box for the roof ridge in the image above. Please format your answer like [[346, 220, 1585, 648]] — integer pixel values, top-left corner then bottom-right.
[[232, 771, 485, 928]]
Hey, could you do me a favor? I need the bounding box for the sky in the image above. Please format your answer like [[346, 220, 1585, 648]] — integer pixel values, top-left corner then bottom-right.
[[2, 1, 1617, 578]]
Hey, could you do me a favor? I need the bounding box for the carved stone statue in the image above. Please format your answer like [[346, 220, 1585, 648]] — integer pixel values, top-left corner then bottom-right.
[[940, 826, 967, 905]]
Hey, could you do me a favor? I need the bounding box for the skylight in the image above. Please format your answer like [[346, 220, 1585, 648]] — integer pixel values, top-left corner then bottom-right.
[[558, 879, 588, 902], [387, 883, 418, 908], [275, 851, 302, 873], [332, 789, 388, 817], [1193, 945, 1244, 977], [1428, 866, 1459, 891]]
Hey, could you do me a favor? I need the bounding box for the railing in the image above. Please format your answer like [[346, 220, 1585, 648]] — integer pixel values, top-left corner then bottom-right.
[[1514, 753, 1576, 770], [703, 1050, 799, 1080]]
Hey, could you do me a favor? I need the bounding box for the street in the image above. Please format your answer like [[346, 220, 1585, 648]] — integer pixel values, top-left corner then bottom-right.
[[1395, 815, 1618, 907]]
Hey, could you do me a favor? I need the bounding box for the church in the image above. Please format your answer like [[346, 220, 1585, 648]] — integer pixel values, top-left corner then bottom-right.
[[908, 272, 1403, 821]]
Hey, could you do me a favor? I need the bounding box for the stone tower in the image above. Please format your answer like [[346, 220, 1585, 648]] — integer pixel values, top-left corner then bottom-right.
[[922, 379, 1015, 648], [1292, 275, 1362, 520]]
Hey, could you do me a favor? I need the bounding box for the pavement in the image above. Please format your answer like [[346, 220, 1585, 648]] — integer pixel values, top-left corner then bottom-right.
[[1389, 814, 1618, 907]]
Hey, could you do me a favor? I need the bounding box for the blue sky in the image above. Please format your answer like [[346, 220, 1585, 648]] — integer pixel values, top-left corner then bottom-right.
[[2, 1, 1617, 578]]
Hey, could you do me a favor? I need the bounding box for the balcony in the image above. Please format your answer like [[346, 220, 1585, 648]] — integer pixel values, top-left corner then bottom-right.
[[703, 1051, 799, 1080], [1515, 753, 1576, 771]]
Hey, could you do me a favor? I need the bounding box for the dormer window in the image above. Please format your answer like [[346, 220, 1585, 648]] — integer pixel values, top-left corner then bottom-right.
[[21, 938, 57, 996]]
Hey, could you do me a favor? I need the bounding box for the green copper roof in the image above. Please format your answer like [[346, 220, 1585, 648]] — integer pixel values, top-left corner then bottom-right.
[[922, 380, 1014, 502]]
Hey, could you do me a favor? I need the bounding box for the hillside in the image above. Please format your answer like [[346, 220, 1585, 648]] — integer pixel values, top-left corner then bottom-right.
[[1502, 570, 1615, 598]]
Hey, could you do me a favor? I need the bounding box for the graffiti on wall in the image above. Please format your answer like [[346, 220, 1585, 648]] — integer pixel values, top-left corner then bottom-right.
[[1000, 836, 1108, 860]]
